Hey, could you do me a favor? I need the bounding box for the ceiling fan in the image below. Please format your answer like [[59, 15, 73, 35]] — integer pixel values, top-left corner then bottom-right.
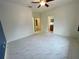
[[32, 0, 54, 8]]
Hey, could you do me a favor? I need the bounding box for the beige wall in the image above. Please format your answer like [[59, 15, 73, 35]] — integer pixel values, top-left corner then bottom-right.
[[0, 1, 33, 43], [41, 1, 79, 38], [32, 12, 41, 18]]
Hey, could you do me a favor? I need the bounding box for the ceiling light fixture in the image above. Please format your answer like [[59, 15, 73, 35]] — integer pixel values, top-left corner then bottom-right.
[[32, 0, 54, 8], [40, 1, 46, 6]]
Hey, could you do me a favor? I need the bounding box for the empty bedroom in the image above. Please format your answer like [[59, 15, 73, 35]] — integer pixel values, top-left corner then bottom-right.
[[0, 0, 79, 59]]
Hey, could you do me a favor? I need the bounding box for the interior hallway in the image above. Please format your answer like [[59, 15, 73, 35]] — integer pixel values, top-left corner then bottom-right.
[[6, 33, 79, 59]]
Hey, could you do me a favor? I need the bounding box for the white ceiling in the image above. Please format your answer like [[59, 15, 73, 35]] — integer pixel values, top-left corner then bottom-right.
[[0, 0, 74, 12]]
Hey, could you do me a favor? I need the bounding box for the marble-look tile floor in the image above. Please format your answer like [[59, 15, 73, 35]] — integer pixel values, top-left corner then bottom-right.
[[6, 33, 79, 59]]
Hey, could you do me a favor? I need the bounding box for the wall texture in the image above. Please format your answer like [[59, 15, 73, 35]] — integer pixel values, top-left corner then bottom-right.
[[41, 1, 79, 38], [0, 2, 33, 43]]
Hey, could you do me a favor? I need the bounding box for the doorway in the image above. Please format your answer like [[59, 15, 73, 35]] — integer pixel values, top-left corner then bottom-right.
[[48, 16, 54, 32], [33, 17, 41, 32]]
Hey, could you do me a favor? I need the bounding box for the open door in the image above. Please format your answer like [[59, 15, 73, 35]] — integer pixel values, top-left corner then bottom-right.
[[0, 21, 6, 59]]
